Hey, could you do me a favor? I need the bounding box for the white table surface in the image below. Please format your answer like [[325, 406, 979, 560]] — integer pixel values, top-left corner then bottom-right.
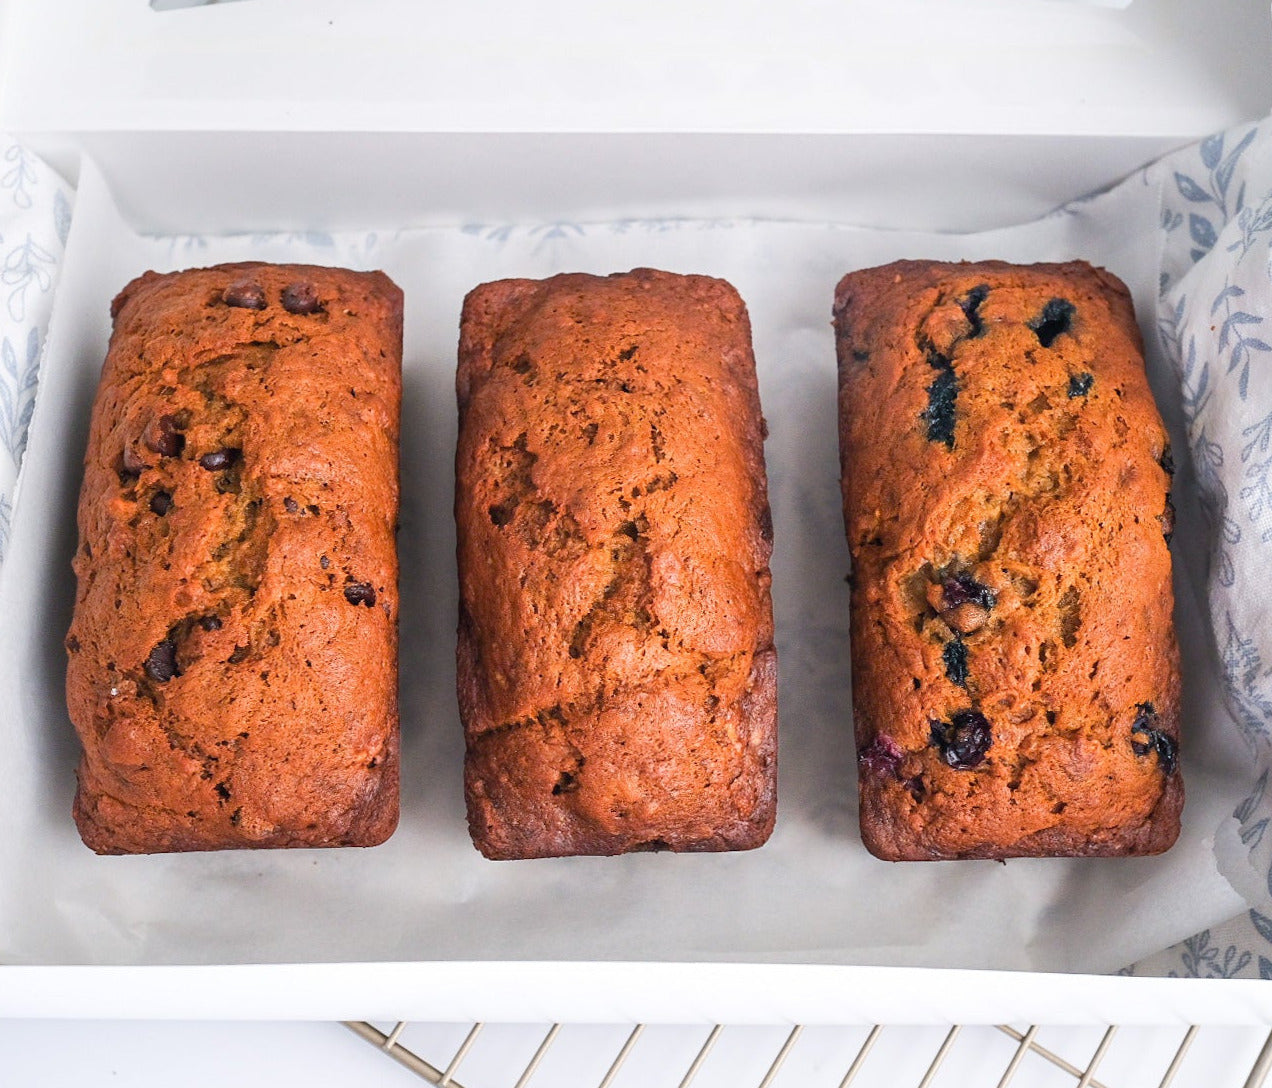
[[0, 1021, 423, 1086]]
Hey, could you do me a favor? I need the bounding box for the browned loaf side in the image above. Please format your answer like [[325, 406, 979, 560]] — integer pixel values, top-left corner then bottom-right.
[[456, 269, 777, 859], [834, 259, 1181, 861], [66, 262, 402, 854]]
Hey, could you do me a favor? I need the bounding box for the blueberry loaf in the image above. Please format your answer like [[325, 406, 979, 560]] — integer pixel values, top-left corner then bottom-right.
[[834, 260, 1181, 860], [456, 269, 777, 859], [66, 262, 402, 853]]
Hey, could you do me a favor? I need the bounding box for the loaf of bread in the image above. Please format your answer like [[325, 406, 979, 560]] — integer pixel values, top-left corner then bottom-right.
[[456, 269, 777, 859], [66, 262, 402, 853], [834, 259, 1181, 860]]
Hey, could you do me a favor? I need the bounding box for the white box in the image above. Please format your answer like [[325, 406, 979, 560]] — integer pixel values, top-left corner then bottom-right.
[[2, 0, 1271, 1023], [5, 0, 1272, 233]]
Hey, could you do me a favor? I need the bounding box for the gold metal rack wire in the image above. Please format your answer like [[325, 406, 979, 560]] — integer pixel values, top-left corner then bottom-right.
[[344, 1021, 1272, 1088]]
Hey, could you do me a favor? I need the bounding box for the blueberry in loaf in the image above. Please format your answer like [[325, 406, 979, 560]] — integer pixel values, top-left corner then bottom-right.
[[456, 269, 777, 859], [66, 262, 402, 854], [834, 260, 1181, 861]]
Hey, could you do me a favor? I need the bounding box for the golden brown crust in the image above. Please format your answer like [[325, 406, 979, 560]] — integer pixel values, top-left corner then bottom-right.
[[456, 269, 776, 858], [66, 262, 402, 854], [834, 260, 1182, 861]]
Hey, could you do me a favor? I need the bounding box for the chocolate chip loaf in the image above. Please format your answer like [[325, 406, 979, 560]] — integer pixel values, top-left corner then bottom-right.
[[456, 269, 777, 859], [834, 260, 1181, 861], [66, 262, 402, 853]]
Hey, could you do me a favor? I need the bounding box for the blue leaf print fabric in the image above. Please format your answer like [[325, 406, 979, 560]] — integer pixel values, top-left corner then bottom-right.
[[1126, 117, 1272, 979], [0, 138, 74, 560]]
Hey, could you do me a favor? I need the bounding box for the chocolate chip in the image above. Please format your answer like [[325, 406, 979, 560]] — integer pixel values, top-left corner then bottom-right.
[[144, 638, 179, 683], [281, 283, 324, 315], [1031, 298, 1075, 348], [227, 644, 250, 664], [1131, 702, 1178, 774], [344, 581, 376, 607], [959, 284, 989, 339], [149, 490, 173, 516], [488, 502, 516, 527], [319, 555, 330, 570], [214, 782, 232, 802], [943, 637, 969, 687], [859, 734, 905, 778], [198, 448, 239, 471], [930, 710, 992, 769], [146, 415, 185, 458], [1160, 446, 1176, 476], [1068, 372, 1094, 397], [66, 635, 81, 653], [222, 281, 267, 310], [199, 615, 222, 631], [283, 496, 299, 513]]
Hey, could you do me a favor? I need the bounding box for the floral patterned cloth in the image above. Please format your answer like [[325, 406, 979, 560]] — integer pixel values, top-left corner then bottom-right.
[[1123, 121, 1272, 979], [0, 139, 73, 559], [5, 125, 1272, 977]]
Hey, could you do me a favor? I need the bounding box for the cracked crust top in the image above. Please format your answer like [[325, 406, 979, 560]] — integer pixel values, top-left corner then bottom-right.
[[66, 262, 402, 854], [834, 260, 1182, 860], [456, 269, 777, 858]]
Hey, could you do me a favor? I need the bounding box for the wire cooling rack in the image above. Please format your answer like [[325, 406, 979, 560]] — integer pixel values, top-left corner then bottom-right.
[[345, 1021, 1272, 1088]]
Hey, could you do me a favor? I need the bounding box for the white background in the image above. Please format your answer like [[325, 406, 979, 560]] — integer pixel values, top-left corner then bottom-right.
[[5, 0, 1272, 1082]]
